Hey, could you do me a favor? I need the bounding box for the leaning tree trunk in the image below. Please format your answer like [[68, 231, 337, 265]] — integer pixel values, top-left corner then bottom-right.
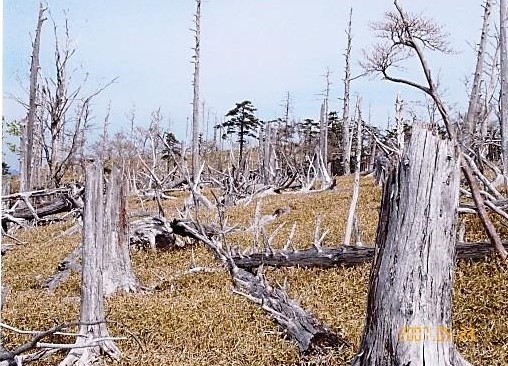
[[59, 163, 120, 366], [352, 125, 471, 366], [102, 166, 138, 296]]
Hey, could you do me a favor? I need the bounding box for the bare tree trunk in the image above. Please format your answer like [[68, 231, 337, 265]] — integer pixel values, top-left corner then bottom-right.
[[59, 163, 120, 366], [191, 0, 201, 183], [318, 101, 326, 177], [342, 8, 353, 175], [102, 166, 138, 297], [344, 102, 363, 246], [352, 125, 470, 366], [500, 0, 508, 181], [465, 0, 492, 137], [21, 3, 46, 192], [395, 93, 405, 152], [320, 69, 330, 173]]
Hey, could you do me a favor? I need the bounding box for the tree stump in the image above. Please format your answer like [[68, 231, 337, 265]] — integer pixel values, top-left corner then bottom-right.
[[59, 163, 120, 366], [102, 166, 138, 296], [352, 125, 471, 366]]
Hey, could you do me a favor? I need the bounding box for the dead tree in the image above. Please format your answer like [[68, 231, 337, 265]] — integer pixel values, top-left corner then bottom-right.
[[59, 163, 120, 366], [20, 3, 46, 192], [38, 19, 115, 188], [170, 219, 349, 357], [363, 0, 507, 259], [352, 125, 471, 366], [319, 69, 331, 174], [343, 100, 363, 246], [232, 241, 508, 271], [191, 0, 201, 183], [465, 0, 493, 138], [342, 8, 353, 175], [101, 166, 138, 296], [501, 0, 508, 181]]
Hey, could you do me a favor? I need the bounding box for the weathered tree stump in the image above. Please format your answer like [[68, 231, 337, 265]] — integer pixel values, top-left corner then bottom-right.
[[102, 166, 138, 296], [352, 125, 471, 366], [59, 163, 120, 366]]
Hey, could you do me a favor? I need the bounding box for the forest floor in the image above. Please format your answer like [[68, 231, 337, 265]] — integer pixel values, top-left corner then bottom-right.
[[1, 176, 507, 365]]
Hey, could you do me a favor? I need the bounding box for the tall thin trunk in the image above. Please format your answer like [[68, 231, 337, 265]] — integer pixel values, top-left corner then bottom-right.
[[500, 0, 508, 180], [191, 0, 201, 183], [352, 125, 470, 366], [342, 8, 353, 175], [321, 69, 330, 172], [21, 3, 46, 191], [465, 0, 492, 137], [343, 101, 363, 246]]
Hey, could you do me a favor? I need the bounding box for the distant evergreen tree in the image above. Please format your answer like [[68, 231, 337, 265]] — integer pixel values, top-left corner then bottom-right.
[[216, 100, 261, 168], [2, 162, 10, 175]]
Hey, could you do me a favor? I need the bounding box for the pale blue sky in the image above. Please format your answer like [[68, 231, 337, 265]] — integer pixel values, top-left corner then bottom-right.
[[3, 0, 488, 167]]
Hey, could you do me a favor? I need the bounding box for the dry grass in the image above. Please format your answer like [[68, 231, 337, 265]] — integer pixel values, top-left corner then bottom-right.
[[1, 176, 507, 365]]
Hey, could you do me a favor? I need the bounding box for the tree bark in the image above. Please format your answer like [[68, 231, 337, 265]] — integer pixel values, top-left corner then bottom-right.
[[500, 0, 508, 181], [191, 0, 201, 183], [59, 163, 120, 366], [352, 125, 471, 366], [20, 3, 46, 192], [344, 102, 362, 246], [342, 8, 353, 175], [465, 0, 492, 137], [102, 166, 138, 296]]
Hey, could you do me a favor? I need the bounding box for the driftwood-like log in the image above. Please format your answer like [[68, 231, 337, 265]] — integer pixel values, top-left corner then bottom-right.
[[169, 219, 348, 356], [130, 217, 185, 251], [1, 186, 84, 231], [10, 196, 73, 220], [232, 241, 508, 271]]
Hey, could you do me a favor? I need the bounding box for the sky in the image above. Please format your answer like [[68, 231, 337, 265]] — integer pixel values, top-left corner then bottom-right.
[[2, 0, 490, 168]]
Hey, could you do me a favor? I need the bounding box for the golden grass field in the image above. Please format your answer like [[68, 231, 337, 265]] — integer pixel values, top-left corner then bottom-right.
[[1, 176, 507, 365]]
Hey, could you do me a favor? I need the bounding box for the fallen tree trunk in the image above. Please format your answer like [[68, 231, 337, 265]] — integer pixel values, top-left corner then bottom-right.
[[232, 241, 508, 271], [1, 186, 84, 230], [10, 196, 74, 220], [169, 219, 349, 356]]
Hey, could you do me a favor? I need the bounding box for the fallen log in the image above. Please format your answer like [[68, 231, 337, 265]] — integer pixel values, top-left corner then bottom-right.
[[130, 216, 187, 251], [232, 241, 508, 271], [10, 196, 74, 220], [1, 185, 84, 229], [169, 218, 349, 356]]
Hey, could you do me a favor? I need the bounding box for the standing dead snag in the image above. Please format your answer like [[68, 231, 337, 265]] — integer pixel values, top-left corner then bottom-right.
[[352, 125, 470, 366], [343, 99, 363, 246], [102, 166, 139, 296], [341, 8, 354, 175], [191, 0, 202, 183], [501, 0, 508, 181], [20, 2, 46, 192], [59, 163, 120, 366]]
